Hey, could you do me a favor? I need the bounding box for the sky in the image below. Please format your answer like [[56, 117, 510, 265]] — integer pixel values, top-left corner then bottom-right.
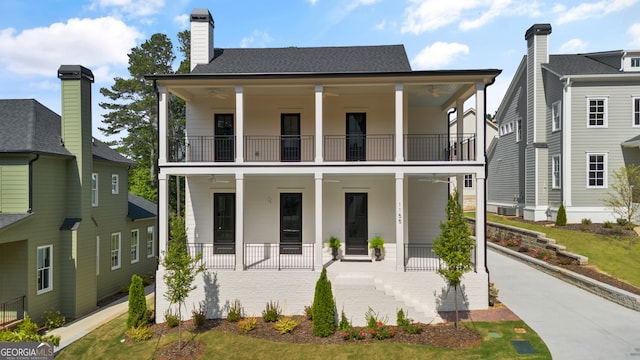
[[1, 0, 640, 142]]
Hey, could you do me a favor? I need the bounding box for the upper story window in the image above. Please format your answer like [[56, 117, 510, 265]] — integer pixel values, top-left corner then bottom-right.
[[632, 58, 640, 68], [587, 153, 607, 188], [131, 229, 139, 264], [552, 101, 562, 131], [464, 174, 473, 189], [111, 174, 119, 195], [91, 173, 99, 207], [37, 245, 53, 294], [587, 98, 607, 127], [146, 226, 155, 258], [552, 155, 561, 189], [633, 97, 640, 127], [111, 232, 121, 270], [515, 118, 522, 142], [499, 121, 514, 136]]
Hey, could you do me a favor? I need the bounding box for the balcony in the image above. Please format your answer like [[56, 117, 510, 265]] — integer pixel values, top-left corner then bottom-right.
[[186, 243, 315, 270], [0, 296, 25, 329], [168, 133, 476, 163]]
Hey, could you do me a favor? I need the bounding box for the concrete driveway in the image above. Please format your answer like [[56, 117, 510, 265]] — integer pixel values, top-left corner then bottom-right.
[[488, 249, 640, 360]]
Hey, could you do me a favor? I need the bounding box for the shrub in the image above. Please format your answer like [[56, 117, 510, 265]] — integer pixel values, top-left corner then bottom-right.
[[43, 309, 66, 330], [192, 302, 207, 328], [338, 310, 350, 331], [262, 301, 282, 323], [312, 267, 336, 337], [396, 308, 410, 328], [617, 218, 629, 226], [395, 309, 423, 335], [581, 218, 592, 225], [603, 221, 614, 228], [227, 299, 243, 323], [127, 274, 148, 329], [556, 204, 567, 226], [342, 327, 367, 341], [0, 318, 61, 347], [274, 317, 299, 334], [125, 325, 154, 342], [367, 321, 395, 340], [364, 307, 386, 329], [532, 249, 552, 261], [238, 317, 257, 333], [304, 305, 313, 320], [165, 309, 179, 328], [18, 315, 39, 335], [489, 282, 499, 304]]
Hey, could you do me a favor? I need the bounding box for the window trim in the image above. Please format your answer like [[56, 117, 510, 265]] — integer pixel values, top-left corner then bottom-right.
[[91, 172, 99, 207], [632, 57, 640, 68], [37, 245, 53, 295], [552, 155, 561, 189], [131, 229, 139, 264], [146, 226, 155, 258], [111, 174, 119, 195], [587, 97, 608, 128], [586, 153, 607, 189], [633, 97, 640, 127], [111, 232, 121, 270], [552, 101, 562, 132]]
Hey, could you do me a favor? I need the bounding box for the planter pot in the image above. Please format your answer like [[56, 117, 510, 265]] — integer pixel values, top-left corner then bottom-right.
[[331, 247, 339, 261], [374, 247, 382, 261]]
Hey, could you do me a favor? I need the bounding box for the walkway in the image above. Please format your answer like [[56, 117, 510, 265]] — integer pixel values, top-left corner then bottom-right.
[[489, 249, 640, 360]]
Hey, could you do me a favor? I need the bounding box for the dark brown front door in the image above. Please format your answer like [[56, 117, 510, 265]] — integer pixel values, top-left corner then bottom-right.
[[345, 193, 368, 255], [214, 193, 235, 254]]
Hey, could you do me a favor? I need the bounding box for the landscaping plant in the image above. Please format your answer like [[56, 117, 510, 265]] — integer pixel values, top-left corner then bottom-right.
[[43, 309, 66, 330], [556, 204, 567, 226], [127, 274, 148, 329], [312, 267, 336, 337], [227, 299, 243, 323], [237, 317, 257, 333], [605, 164, 640, 224], [262, 301, 282, 323], [274, 317, 299, 334]]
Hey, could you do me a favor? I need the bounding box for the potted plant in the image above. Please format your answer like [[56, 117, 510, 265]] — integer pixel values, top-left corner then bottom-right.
[[327, 236, 341, 261], [369, 236, 384, 261]]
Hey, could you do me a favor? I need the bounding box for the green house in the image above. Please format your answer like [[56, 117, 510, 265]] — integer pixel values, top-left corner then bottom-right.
[[0, 65, 157, 326]]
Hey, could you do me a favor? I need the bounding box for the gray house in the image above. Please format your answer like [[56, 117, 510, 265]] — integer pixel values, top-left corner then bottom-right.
[[0, 66, 157, 326], [488, 23, 640, 223]]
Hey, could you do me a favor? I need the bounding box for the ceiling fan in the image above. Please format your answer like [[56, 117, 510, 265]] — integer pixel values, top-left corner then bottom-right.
[[205, 89, 228, 99], [419, 175, 451, 184], [209, 175, 230, 184], [426, 85, 452, 98]]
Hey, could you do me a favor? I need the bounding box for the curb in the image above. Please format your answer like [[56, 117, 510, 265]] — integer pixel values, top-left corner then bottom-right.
[[489, 242, 640, 312]]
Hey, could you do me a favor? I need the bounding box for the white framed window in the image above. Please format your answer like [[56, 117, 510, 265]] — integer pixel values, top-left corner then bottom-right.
[[91, 173, 99, 206], [499, 121, 514, 136], [516, 118, 522, 142], [464, 174, 473, 189], [587, 153, 607, 188], [587, 98, 607, 127], [111, 174, 119, 194], [552, 155, 561, 189], [131, 229, 139, 263], [633, 97, 640, 127], [111, 233, 121, 270], [37, 245, 53, 294], [146, 226, 155, 258], [552, 101, 562, 131], [632, 58, 640, 67], [96, 236, 100, 276]]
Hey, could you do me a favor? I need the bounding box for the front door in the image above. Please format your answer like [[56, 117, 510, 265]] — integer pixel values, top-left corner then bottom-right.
[[346, 113, 366, 161], [345, 193, 368, 255], [215, 114, 234, 161], [281, 114, 301, 161], [280, 193, 302, 254], [214, 193, 235, 254]]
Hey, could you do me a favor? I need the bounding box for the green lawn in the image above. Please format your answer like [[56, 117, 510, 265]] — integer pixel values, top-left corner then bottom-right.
[[474, 212, 640, 288], [56, 312, 551, 359]]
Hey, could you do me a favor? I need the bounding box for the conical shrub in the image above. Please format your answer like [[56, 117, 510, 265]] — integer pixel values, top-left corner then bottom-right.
[[127, 274, 148, 328], [312, 267, 335, 337], [556, 204, 567, 226]]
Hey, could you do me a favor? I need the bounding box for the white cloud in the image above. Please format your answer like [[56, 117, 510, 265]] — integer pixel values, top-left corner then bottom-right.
[[0, 17, 143, 77], [173, 14, 189, 29], [560, 38, 588, 52], [307, 0, 319, 4], [629, 23, 640, 47], [240, 30, 274, 48], [555, 0, 638, 24], [90, 0, 166, 18], [460, 0, 512, 31], [411, 42, 470, 69], [375, 19, 387, 30]]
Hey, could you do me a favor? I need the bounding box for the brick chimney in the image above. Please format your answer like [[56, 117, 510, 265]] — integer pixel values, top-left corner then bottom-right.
[[190, 8, 214, 70]]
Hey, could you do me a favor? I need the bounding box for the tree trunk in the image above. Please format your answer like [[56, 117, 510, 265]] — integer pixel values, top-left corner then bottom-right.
[[177, 303, 182, 350], [454, 285, 459, 329]]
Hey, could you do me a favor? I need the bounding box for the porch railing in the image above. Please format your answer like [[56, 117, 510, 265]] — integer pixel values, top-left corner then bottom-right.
[[1, 296, 25, 328], [404, 244, 442, 272], [244, 135, 315, 162], [187, 243, 235, 270], [404, 134, 476, 161], [324, 135, 394, 161], [244, 244, 314, 270]]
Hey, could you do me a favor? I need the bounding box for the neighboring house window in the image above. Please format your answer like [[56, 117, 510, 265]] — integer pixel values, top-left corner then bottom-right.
[[37, 245, 53, 294], [111, 233, 121, 270], [516, 118, 522, 142], [633, 97, 640, 127], [499, 121, 514, 136], [552, 101, 562, 131], [131, 229, 139, 263], [632, 58, 640, 67], [587, 153, 607, 188], [91, 173, 99, 206], [587, 98, 607, 127], [146, 226, 155, 258], [464, 174, 473, 189], [111, 174, 119, 194], [552, 155, 561, 189], [96, 236, 100, 276]]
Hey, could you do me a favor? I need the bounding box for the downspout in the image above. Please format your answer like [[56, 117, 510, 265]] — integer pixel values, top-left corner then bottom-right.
[[484, 77, 496, 305], [447, 108, 457, 194], [28, 154, 40, 213], [153, 79, 159, 320]]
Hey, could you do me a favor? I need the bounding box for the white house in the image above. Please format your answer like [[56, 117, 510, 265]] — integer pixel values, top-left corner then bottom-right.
[[149, 8, 500, 325]]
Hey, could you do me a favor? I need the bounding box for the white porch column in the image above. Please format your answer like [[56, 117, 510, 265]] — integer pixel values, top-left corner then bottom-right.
[[475, 82, 486, 161], [395, 84, 404, 162], [235, 173, 244, 271], [158, 172, 169, 255], [475, 172, 487, 272], [236, 86, 244, 163], [395, 172, 405, 272], [456, 100, 464, 201], [315, 85, 323, 163], [158, 86, 168, 165], [314, 173, 323, 270]]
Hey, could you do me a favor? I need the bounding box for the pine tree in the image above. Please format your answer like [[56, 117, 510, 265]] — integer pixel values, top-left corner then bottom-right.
[[556, 204, 567, 226], [312, 267, 336, 337], [127, 274, 148, 328]]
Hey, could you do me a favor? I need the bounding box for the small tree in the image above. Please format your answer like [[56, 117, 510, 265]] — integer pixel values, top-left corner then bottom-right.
[[433, 189, 474, 329], [556, 204, 567, 226], [161, 216, 204, 350], [127, 274, 148, 328], [312, 267, 336, 337], [604, 165, 640, 224]]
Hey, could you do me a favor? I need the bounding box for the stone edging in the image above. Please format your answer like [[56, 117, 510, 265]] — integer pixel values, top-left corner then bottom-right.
[[489, 242, 640, 312]]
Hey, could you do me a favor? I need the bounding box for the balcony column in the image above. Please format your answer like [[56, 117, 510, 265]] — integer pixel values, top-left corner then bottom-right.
[[475, 172, 487, 272], [475, 82, 486, 161], [235, 173, 244, 271], [315, 85, 323, 163], [456, 99, 464, 201], [314, 173, 323, 270], [395, 172, 405, 272], [395, 84, 404, 162], [158, 86, 168, 164], [236, 86, 244, 163], [158, 172, 169, 255]]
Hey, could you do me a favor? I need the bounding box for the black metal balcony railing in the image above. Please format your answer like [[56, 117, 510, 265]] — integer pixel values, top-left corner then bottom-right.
[[404, 244, 442, 271], [168, 133, 476, 162], [187, 243, 235, 270], [244, 243, 314, 270], [1, 296, 25, 328]]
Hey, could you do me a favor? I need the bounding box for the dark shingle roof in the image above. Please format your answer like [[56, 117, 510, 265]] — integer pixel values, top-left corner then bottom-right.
[[0, 213, 33, 230], [192, 45, 412, 74], [544, 54, 620, 76], [92, 139, 134, 165], [59, 218, 82, 230], [128, 193, 157, 221]]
